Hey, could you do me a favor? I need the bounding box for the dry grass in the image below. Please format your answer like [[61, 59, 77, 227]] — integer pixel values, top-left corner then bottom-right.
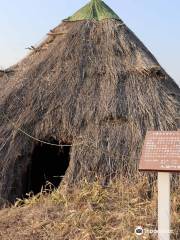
[[0, 176, 179, 240]]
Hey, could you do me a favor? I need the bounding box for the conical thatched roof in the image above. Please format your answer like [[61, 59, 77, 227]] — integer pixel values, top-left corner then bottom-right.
[[0, 0, 179, 202]]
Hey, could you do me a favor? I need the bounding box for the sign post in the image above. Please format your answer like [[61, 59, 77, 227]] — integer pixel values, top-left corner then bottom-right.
[[139, 131, 180, 240], [158, 172, 170, 240]]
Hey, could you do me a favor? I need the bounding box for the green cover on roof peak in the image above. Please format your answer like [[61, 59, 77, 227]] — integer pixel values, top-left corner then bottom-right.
[[65, 0, 120, 21]]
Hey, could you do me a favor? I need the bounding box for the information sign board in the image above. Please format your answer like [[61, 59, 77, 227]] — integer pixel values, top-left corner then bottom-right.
[[139, 131, 180, 172]]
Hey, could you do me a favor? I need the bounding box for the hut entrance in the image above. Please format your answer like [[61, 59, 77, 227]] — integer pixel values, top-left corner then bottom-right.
[[23, 139, 71, 196]]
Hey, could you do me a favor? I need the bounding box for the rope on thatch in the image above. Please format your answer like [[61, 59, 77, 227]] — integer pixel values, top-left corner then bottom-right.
[[26, 46, 48, 52], [0, 69, 14, 76], [1, 112, 85, 148], [125, 65, 166, 78], [47, 30, 67, 36], [14, 127, 73, 147]]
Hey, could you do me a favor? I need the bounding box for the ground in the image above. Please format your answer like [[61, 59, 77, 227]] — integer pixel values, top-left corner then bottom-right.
[[0, 176, 179, 240]]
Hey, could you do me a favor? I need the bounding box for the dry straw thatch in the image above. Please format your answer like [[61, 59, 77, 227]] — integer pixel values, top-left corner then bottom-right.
[[0, 0, 179, 202]]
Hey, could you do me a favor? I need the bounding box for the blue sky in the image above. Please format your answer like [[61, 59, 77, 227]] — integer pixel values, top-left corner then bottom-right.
[[0, 0, 179, 86]]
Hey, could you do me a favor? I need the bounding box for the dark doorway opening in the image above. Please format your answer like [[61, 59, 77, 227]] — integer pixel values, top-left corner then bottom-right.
[[23, 138, 71, 196]]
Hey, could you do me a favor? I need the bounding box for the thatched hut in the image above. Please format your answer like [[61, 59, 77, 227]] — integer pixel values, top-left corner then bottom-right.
[[0, 0, 179, 202]]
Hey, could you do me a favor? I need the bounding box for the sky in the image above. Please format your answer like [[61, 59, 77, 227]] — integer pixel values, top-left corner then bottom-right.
[[0, 0, 179, 86]]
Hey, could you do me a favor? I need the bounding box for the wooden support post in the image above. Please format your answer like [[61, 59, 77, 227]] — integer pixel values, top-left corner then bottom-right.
[[158, 172, 170, 240]]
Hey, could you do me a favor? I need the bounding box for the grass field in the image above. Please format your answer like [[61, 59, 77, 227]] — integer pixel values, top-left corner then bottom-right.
[[0, 176, 179, 240]]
